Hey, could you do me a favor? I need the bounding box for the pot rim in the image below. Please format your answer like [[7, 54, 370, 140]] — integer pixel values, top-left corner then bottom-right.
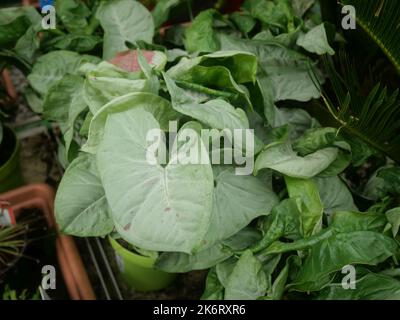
[[108, 236, 157, 269]]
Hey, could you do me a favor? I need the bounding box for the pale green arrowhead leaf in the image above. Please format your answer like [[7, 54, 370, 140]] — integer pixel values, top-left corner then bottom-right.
[[84, 75, 151, 114], [255, 141, 338, 179], [313, 176, 358, 215], [97, 107, 214, 253], [55, 153, 114, 236], [199, 166, 279, 250], [297, 23, 335, 55], [27, 50, 100, 95], [82, 92, 178, 154], [96, 0, 154, 60]]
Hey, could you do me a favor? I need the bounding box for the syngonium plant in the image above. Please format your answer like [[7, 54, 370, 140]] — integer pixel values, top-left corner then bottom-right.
[[38, 0, 400, 300]]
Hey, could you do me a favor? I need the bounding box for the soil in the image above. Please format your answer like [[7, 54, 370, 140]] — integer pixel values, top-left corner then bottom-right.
[[0, 209, 69, 299]]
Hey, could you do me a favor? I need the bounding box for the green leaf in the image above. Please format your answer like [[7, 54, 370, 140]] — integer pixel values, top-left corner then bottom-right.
[[293, 127, 337, 156], [230, 12, 256, 35], [285, 176, 323, 237], [27, 50, 100, 95], [96, 0, 154, 60], [24, 87, 43, 113], [251, 199, 302, 253], [254, 141, 338, 179], [14, 26, 40, 62], [243, 0, 295, 32], [97, 107, 214, 253], [292, 0, 316, 17], [263, 211, 396, 292], [317, 273, 400, 300], [292, 231, 398, 291], [83, 61, 154, 114], [386, 208, 400, 238], [156, 227, 260, 272], [46, 34, 102, 52], [218, 33, 321, 102], [155, 243, 232, 273], [313, 176, 357, 215], [170, 64, 253, 110], [0, 7, 31, 47], [43, 75, 87, 155], [269, 258, 290, 300], [56, 0, 91, 34], [296, 23, 335, 55], [55, 153, 114, 236], [201, 268, 224, 300], [199, 167, 279, 250], [152, 0, 183, 29], [163, 74, 249, 131], [377, 167, 400, 196], [184, 9, 221, 53], [216, 257, 238, 288], [224, 250, 267, 300], [167, 51, 257, 85], [82, 92, 178, 154]]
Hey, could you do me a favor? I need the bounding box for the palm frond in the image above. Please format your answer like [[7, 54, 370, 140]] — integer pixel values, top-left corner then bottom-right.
[[320, 55, 400, 163], [340, 0, 400, 73]]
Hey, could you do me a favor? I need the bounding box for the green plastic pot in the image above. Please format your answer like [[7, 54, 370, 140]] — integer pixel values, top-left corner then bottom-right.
[[0, 126, 23, 193], [109, 236, 177, 292]]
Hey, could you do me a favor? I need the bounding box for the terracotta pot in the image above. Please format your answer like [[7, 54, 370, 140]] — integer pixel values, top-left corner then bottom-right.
[[0, 184, 96, 300]]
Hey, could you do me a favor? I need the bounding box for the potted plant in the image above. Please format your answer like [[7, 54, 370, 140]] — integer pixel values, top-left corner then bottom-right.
[[109, 236, 177, 292], [47, 0, 400, 302], [0, 184, 96, 299]]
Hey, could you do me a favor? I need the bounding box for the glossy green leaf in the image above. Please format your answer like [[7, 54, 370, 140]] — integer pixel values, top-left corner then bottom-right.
[[224, 250, 267, 300], [218, 34, 321, 102], [164, 74, 249, 131], [285, 176, 323, 237]]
